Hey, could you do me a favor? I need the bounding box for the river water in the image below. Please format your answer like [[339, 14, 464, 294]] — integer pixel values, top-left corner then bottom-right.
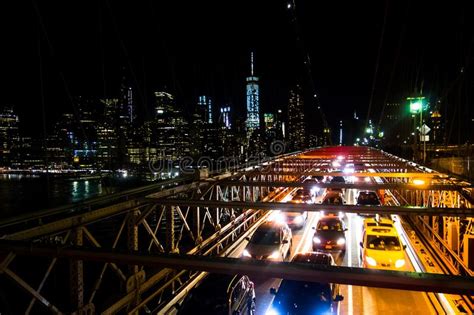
[[0, 174, 145, 220]]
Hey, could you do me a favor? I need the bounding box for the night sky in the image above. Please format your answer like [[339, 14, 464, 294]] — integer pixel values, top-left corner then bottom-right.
[[2, 1, 473, 139]]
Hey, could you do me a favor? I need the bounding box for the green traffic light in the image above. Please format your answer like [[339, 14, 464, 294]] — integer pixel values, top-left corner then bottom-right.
[[410, 101, 422, 113], [407, 96, 425, 113]]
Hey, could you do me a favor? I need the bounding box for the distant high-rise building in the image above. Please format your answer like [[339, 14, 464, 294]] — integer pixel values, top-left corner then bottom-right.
[[155, 92, 175, 117], [198, 95, 213, 124], [69, 96, 97, 167], [309, 134, 318, 148], [246, 52, 260, 131], [220, 106, 231, 129], [275, 109, 285, 139], [264, 113, 275, 131], [339, 120, 343, 145], [153, 91, 189, 162], [430, 109, 443, 145], [190, 102, 206, 158], [127, 87, 134, 124], [97, 98, 120, 168], [119, 71, 134, 124], [0, 106, 20, 166], [288, 85, 306, 150], [322, 127, 331, 146]]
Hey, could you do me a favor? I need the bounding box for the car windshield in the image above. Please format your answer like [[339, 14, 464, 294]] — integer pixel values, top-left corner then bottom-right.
[[296, 188, 311, 195], [331, 176, 345, 183], [277, 280, 332, 304], [250, 228, 280, 245], [317, 220, 343, 231], [358, 193, 380, 205], [323, 196, 343, 204], [366, 235, 401, 250]]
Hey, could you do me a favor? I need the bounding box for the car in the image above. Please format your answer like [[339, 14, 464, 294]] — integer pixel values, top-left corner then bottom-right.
[[312, 217, 347, 252], [363, 216, 394, 230], [283, 211, 308, 229], [319, 190, 346, 218], [267, 252, 343, 315], [330, 175, 346, 184], [326, 186, 344, 194], [354, 162, 365, 171], [242, 221, 292, 261], [360, 223, 407, 270], [292, 188, 313, 203], [356, 190, 381, 216], [311, 175, 325, 182], [177, 274, 256, 315], [267, 210, 307, 229], [320, 190, 346, 205], [356, 190, 381, 205]]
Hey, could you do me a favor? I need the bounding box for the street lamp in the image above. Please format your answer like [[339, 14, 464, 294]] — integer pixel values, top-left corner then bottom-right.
[[407, 96, 426, 163]]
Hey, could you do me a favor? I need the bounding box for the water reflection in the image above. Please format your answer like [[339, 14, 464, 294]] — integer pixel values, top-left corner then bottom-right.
[[0, 175, 142, 219]]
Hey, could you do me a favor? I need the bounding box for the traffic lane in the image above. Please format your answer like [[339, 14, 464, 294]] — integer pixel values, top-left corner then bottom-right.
[[253, 211, 319, 315], [338, 200, 436, 315]]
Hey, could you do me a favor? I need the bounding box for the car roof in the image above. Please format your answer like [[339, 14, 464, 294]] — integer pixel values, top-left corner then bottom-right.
[[324, 191, 343, 197], [364, 224, 398, 236], [358, 190, 378, 195], [259, 221, 286, 230], [292, 252, 333, 265], [318, 217, 344, 225], [364, 218, 394, 227]]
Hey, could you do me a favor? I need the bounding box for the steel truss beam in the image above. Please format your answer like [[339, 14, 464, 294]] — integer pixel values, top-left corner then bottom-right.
[[245, 171, 443, 178], [0, 243, 472, 295], [148, 199, 474, 216], [215, 181, 469, 191]]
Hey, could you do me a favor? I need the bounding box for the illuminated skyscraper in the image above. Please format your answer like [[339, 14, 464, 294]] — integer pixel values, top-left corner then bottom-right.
[[0, 106, 20, 166], [127, 87, 134, 124], [264, 113, 275, 131], [153, 91, 189, 161], [339, 120, 343, 145], [246, 52, 260, 131], [220, 106, 231, 129], [198, 95, 213, 124], [288, 85, 306, 150]]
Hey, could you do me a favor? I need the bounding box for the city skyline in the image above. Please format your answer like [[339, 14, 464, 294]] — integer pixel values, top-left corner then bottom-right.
[[3, 1, 472, 142]]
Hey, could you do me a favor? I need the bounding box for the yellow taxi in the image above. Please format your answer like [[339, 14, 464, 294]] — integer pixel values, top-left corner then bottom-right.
[[360, 218, 407, 270]]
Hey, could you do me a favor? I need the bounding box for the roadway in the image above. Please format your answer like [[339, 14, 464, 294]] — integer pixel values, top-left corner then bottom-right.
[[237, 188, 440, 315]]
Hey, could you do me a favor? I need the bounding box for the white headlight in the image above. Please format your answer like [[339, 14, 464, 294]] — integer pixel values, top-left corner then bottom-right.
[[337, 238, 346, 245], [294, 215, 304, 224], [242, 249, 251, 257], [274, 213, 285, 224], [395, 259, 406, 268], [313, 237, 321, 244], [366, 256, 377, 266], [269, 251, 280, 259], [266, 308, 279, 315]]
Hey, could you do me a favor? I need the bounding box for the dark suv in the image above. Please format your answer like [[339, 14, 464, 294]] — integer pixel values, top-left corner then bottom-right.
[[268, 252, 343, 314], [356, 190, 381, 216], [177, 274, 256, 315]]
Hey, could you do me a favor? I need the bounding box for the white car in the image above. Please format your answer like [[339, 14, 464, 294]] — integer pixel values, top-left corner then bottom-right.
[[243, 221, 293, 261]]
